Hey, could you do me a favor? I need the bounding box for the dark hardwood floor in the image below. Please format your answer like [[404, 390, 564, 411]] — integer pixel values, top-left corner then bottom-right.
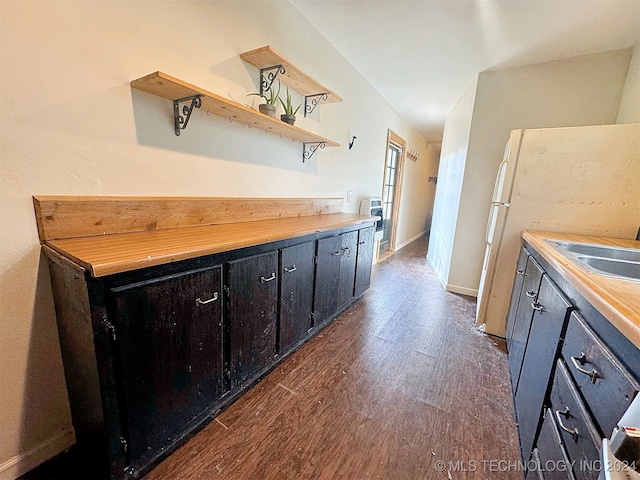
[[22, 235, 522, 480]]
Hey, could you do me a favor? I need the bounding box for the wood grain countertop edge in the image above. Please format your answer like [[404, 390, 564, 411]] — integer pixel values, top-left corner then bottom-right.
[[44, 213, 378, 278]]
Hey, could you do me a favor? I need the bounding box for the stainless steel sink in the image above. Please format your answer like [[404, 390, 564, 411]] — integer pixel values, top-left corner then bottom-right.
[[576, 255, 640, 280], [546, 240, 640, 281]]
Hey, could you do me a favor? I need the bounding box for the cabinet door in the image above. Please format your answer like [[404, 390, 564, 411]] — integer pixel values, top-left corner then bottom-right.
[[509, 255, 544, 395], [279, 242, 315, 353], [354, 226, 375, 298], [337, 230, 358, 309], [515, 274, 572, 463], [227, 251, 278, 387], [109, 266, 224, 469], [314, 235, 343, 325], [506, 248, 529, 350]]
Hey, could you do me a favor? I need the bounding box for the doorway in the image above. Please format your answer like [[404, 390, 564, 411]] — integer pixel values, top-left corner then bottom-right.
[[380, 130, 406, 255]]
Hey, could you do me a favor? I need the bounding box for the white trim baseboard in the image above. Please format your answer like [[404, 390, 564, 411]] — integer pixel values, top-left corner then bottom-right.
[[0, 428, 75, 479], [395, 230, 428, 251], [445, 283, 479, 297]]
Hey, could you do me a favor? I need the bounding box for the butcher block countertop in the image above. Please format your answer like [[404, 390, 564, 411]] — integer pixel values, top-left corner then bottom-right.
[[522, 230, 640, 349], [44, 213, 376, 278]]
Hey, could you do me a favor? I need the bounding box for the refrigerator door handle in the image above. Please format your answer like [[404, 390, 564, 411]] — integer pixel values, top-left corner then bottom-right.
[[491, 201, 511, 207]]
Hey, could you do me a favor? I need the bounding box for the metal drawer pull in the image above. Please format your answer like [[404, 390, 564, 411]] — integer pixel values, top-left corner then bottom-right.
[[260, 273, 276, 283], [332, 251, 342, 256], [284, 265, 297, 273], [555, 406, 579, 438], [516, 269, 525, 275], [531, 302, 544, 312], [525, 290, 536, 298], [358, 241, 366, 245], [570, 353, 600, 383], [195, 292, 218, 306]]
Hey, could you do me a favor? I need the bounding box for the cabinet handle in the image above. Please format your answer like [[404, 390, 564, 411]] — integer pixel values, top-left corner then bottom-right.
[[570, 353, 600, 383], [195, 292, 218, 306], [555, 406, 579, 438], [260, 273, 276, 283], [531, 302, 544, 312], [358, 241, 366, 245], [332, 251, 342, 256], [525, 290, 536, 298], [516, 269, 525, 275], [284, 265, 297, 273], [342, 247, 350, 255]]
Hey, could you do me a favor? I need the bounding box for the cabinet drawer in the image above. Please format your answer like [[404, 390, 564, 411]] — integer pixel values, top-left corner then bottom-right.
[[550, 359, 600, 480], [562, 312, 639, 437], [534, 408, 576, 480]]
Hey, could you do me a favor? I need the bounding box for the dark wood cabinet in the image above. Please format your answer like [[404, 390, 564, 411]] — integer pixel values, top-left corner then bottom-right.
[[507, 253, 544, 395], [337, 230, 357, 309], [108, 266, 225, 471], [506, 247, 529, 350], [354, 226, 375, 298], [227, 251, 278, 387], [45, 221, 376, 480], [314, 235, 343, 326], [279, 241, 315, 353], [514, 274, 572, 461], [507, 242, 640, 480], [550, 360, 601, 480], [530, 409, 576, 480]]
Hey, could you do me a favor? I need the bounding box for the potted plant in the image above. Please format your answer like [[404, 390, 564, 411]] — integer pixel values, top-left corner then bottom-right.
[[278, 87, 300, 125], [247, 81, 280, 117]]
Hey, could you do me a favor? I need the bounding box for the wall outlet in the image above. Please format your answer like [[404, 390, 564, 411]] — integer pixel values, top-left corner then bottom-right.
[[346, 191, 353, 202]]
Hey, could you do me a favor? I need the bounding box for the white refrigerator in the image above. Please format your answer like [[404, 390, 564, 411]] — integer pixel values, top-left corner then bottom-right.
[[477, 123, 640, 337]]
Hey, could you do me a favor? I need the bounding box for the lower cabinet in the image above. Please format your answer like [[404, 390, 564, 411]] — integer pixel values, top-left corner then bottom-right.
[[513, 273, 572, 460], [337, 230, 358, 310], [354, 226, 375, 297], [48, 223, 376, 479], [227, 251, 278, 387], [507, 251, 544, 395], [507, 244, 640, 480], [108, 266, 225, 473], [527, 409, 576, 480], [550, 360, 601, 480], [279, 241, 315, 353], [314, 235, 343, 325]]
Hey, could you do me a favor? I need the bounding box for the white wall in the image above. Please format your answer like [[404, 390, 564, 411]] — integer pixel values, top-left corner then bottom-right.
[[0, 1, 438, 476], [617, 44, 640, 123], [430, 49, 632, 298], [426, 79, 478, 288]]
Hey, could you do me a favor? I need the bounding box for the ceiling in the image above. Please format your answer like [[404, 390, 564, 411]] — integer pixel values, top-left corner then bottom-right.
[[290, 0, 640, 146]]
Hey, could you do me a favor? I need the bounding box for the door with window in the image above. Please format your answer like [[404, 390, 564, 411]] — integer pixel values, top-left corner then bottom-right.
[[380, 131, 406, 253]]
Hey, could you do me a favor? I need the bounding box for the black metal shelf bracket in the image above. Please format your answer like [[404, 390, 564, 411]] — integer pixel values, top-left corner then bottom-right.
[[304, 93, 328, 117], [260, 65, 285, 96], [173, 95, 203, 136], [302, 142, 325, 163]]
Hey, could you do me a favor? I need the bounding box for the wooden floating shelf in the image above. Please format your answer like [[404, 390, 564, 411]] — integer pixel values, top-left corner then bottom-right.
[[130, 71, 339, 151], [240, 46, 342, 103]]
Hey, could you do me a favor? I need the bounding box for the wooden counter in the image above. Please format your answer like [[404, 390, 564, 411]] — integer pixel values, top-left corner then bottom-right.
[[522, 230, 640, 349], [45, 213, 376, 278]]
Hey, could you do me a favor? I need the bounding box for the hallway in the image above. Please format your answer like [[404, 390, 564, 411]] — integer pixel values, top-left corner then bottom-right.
[[146, 235, 521, 479]]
